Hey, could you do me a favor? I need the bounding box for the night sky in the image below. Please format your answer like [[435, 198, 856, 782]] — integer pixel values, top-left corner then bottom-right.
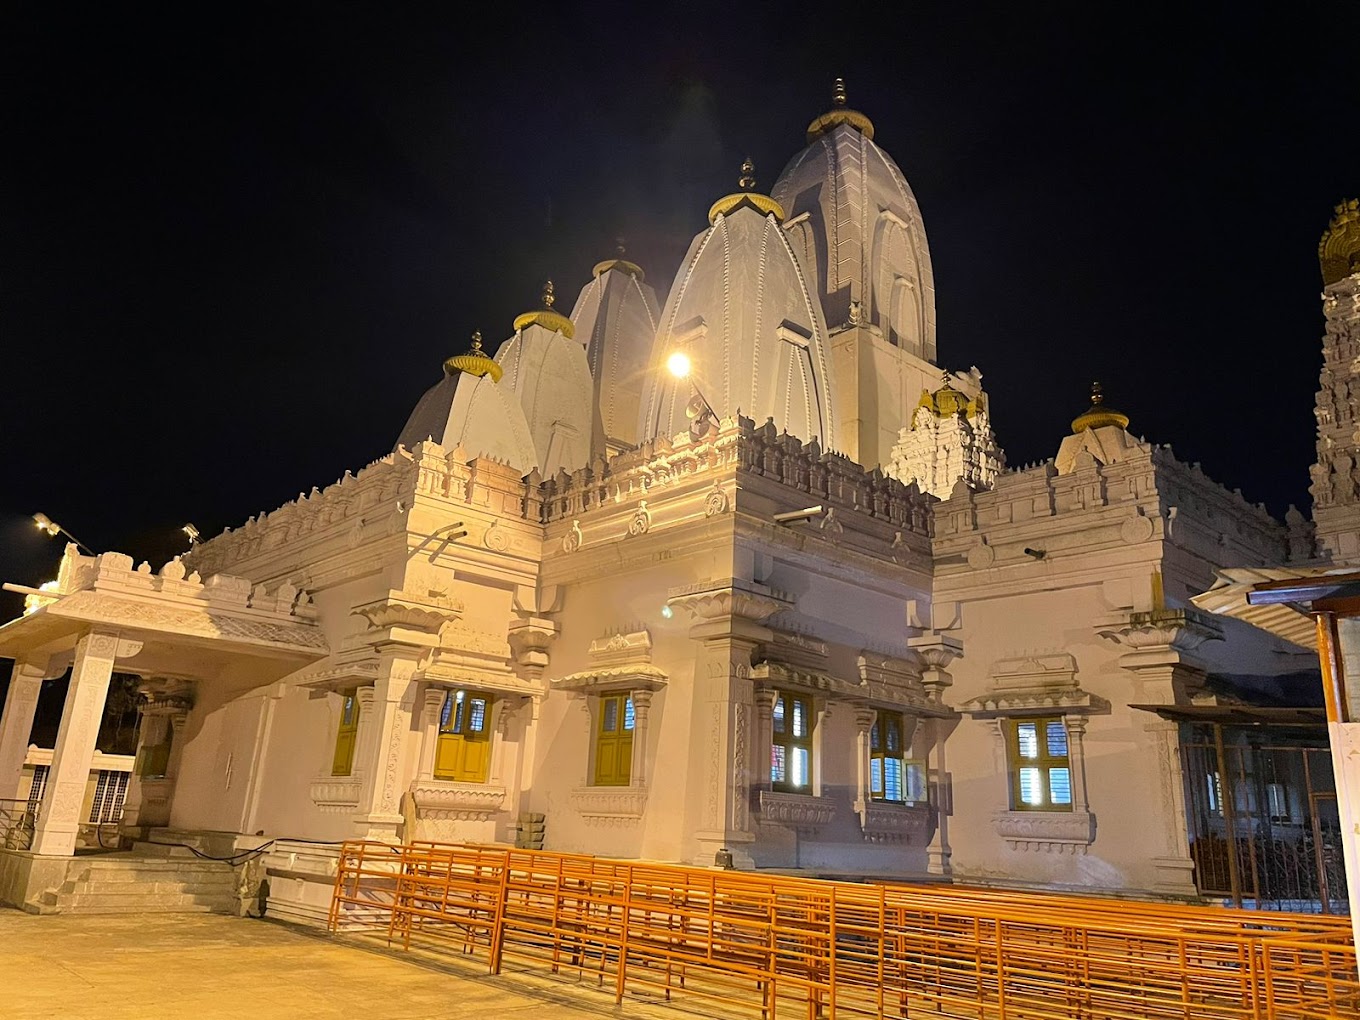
[[2, 3, 1358, 626]]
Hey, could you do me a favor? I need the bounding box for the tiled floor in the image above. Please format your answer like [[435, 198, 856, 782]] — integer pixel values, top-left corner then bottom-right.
[[0, 909, 654, 1019]]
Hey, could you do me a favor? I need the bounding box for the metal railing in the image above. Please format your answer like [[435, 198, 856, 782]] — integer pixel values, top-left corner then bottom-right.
[[0, 798, 35, 850], [328, 839, 1360, 1019]]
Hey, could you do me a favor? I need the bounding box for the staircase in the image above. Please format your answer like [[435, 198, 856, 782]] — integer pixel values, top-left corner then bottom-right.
[[26, 842, 241, 915]]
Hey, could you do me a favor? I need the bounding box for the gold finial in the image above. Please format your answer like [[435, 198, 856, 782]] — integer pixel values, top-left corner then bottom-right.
[[513, 280, 576, 338], [739, 157, 756, 191], [444, 328, 503, 382], [807, 76, 874, 143], [1320, 198, 1360, 285], [593, 236, 645, 281], [1071, 380, 1130, 432]]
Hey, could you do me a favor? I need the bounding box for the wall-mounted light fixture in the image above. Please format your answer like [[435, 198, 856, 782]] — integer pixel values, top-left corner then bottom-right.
[[32, 513, 94, 555]]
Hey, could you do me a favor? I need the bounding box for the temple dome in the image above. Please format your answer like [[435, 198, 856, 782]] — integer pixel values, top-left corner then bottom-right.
[[495, 291, 594, 477], [569, 249, 662, 456], [771, 81, 936, 362], [394, 332, 538, 472], [639, 161, 835, 447]]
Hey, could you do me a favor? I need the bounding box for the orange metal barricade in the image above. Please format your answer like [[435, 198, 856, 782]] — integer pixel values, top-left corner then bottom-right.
[[328, 840, 1359, 1019]]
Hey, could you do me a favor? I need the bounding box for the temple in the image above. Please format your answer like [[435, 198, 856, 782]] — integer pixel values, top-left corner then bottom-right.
[[1, 81, 1356, 926]]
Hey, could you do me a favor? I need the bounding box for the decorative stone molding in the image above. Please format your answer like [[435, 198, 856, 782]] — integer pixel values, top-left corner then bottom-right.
[[587, 627, 653, 667], [569, 785, 648, 824], [310, 775, 364, 813], [507, 616, 559, 680], [1095, 607, 1223, 658], [757, 791, 835, 834], [855, 801, 930, 844], [553, 664, 668, 694], [993, 809, 1095, 854], [353, 593, 462, 636], [410, 779, 507, 820], [667, 577, 794, 623], [962, 652, 1108, 716]]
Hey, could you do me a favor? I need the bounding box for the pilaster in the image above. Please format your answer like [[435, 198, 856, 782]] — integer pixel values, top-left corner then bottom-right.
[[669, 578, 793, 867], [908, 636, 962, 875]]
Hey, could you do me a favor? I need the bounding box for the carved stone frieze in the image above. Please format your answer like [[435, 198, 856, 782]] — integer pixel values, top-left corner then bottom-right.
[[855, 801, 931, 844], [756, 791, 835, 834], [552, 664, 668, 693], [569, 785, 648, 823], [409, 779, 507, 820], [963, 651, 1108, 716], [309, 775, 364, 813], [993, 809, 1095, 854]]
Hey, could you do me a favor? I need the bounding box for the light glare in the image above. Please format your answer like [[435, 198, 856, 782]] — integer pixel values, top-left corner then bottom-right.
[[666, 352, 691, 378]]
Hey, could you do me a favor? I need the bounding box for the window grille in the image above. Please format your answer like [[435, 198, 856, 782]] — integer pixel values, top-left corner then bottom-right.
[[89, 770, 130, 824]]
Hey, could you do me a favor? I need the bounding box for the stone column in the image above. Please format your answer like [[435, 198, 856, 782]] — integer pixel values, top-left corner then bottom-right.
[[669, 578, 793, 868], [32, 631, 119, 856], [120, 678, 195, 837], [1097, 607, 1223, 895], [1062, 714, 1092, 815], [630, 689, 654, 788], [852, 707, 876, 817], [0, 655, 49, 801], [418, 687, 446, 780]]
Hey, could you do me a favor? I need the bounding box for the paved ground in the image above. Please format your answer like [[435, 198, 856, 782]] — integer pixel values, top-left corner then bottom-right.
[[0, 909, 666, 1020]]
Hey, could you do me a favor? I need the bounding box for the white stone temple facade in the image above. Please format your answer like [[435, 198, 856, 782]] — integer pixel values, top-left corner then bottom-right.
[[0, 82, 1355, 923]]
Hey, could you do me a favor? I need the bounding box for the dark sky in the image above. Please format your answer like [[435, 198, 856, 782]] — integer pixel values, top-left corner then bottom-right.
[[2, 2, 1358, 623]]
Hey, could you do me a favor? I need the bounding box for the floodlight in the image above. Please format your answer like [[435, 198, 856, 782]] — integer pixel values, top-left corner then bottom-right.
[[666, 352, 691, 378]]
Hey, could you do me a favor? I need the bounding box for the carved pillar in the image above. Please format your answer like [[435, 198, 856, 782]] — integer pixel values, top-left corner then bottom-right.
[[0, 655, 49, 801], [852, 707, 876, 816], [32, 631, 123, 856], [669, 578, 793, 868], [630, 690, 654, 788], [1062, 714, 1092, 815], [1097, 607, 1223, 894], [418, 687, 445, 780], [120, 677, 195, 836], [910, 636, 962, 876], [755, 688, 779, 793], [350, 597, 455, 842]]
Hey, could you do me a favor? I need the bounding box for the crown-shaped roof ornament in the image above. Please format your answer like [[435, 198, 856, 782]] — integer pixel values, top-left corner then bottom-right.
[[707, 156, 785, 224], [444, 329, 504, 382], [1071, 380, 1130, 433], [807, 75, 875, 144], [513, 279, 576, 338], [592, 237, 645, 281], [1320, 198, 1360, 285]]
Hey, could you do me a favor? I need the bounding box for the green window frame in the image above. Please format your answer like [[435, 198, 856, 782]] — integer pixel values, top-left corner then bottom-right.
[[770, 690, 813, 793], [593, 692, 635, 786], [1008, 716, 1072, 812]]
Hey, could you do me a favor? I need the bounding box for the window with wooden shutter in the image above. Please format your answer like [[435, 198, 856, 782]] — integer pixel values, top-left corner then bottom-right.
[[593, 692, 634, 786], [770, 690, 813, 793], [433, 689, 493, 783], [1008, 716, 1072, 812]]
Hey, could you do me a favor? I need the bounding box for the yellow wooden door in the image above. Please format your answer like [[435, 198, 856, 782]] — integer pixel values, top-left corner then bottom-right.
[[594, 693, 634, 786], [434, 689, 492, 782]]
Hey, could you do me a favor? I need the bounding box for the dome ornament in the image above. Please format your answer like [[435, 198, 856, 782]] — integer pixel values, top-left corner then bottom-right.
[[444, 329, 504, 382], [512, 279, 576, 339], [1320, 198, 1360, 285], [1071, 380, 1130, 433], [592, 236, 645, 281], [706, 156, 786, 225], [806, 75, 875, 144]]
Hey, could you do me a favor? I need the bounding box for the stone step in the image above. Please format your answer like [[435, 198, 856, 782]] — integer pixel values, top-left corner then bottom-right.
[[59, 890, 236, 911], [76, 863, 237, 881], [64, 879, 237, 896]]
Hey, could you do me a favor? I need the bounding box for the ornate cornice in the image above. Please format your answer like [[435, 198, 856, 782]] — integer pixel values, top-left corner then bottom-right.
[[552, 664, 668, 694], [1095, 607, 1224, 655], [667, 577, 794, 623], [963, 651, 1108, 717]]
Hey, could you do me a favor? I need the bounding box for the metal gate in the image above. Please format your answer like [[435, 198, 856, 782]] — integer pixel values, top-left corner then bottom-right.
[[1182, 725, 1347, 913]]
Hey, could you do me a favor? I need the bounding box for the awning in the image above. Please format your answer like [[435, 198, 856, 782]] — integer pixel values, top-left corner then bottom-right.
[[1129, 704, 1327, 725], [1190, 566, 1359, 652]]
